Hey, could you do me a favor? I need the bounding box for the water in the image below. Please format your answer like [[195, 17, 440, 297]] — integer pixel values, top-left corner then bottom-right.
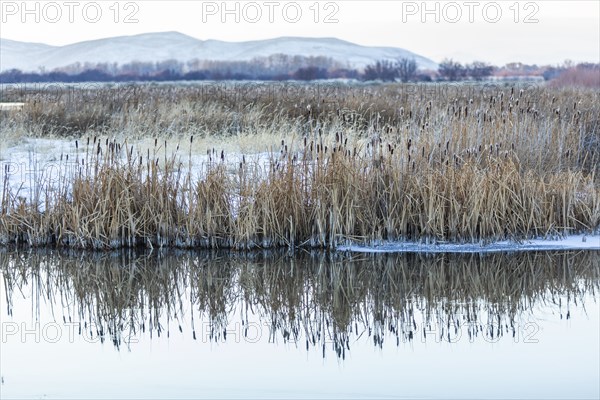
[[1, 250, 598, 399]]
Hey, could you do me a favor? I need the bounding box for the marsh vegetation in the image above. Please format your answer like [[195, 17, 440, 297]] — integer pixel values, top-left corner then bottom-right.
[[0, 83, 598, 249]]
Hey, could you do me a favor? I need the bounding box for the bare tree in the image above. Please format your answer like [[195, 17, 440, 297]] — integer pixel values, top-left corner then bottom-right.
[[438, 59, 465, 81], [467, 61, 494, 81], [362, 60, 398, 81], [397, 58, 417, 82]]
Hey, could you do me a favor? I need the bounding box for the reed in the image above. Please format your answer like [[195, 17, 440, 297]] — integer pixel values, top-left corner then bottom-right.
[[0, 83, 598, 249]]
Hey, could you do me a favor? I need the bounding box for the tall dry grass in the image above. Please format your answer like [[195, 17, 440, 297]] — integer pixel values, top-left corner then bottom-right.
[[0, 83, 598, 249]]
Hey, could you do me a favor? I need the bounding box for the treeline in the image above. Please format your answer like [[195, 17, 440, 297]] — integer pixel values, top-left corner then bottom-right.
[[0, 54, 360, 83], [1, 55, 598, 84], [0, 66, 363, 83]]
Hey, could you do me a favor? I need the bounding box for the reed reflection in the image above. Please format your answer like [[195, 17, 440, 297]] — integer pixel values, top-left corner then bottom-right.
[[1, 250, 598, 358]]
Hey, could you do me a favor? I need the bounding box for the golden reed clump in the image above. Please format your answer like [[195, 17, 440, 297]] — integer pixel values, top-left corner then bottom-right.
[[0, 84, 598, 249]]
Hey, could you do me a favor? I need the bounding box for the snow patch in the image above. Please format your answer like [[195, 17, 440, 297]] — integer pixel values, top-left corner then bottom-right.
[[337, 235, 600, 253]]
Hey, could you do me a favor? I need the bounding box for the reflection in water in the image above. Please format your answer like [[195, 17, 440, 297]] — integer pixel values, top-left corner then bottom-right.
[[1, 250, 598, 358]]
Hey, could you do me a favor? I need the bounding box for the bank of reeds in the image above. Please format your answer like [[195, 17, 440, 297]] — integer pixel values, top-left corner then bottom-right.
[[0, 84, 598, 249], [1, 134, 598, 249], [2, 250, 597, 354]]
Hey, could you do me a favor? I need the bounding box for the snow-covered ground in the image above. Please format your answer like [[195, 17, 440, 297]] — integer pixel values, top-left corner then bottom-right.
[[0, 103, 25, 111], [338, 234, 600, 253], [0, 136, 276, 210]]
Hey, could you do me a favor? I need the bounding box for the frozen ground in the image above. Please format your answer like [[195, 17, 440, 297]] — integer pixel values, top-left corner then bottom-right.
[[0, 136, 272, 196], [337, 234, 600, 253]]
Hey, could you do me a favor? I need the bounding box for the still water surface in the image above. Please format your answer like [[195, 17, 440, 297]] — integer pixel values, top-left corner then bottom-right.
[[0, 250, 598, 399]]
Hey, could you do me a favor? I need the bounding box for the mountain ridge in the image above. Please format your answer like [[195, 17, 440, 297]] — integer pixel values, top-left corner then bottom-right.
[[0, 32, 438, 72]]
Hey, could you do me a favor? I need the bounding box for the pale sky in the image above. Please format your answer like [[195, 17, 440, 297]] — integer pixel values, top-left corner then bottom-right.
[[0, 0, 598, 66]]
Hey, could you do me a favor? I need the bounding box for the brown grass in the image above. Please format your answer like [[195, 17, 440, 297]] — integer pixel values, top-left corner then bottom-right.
[[0, 83, 598, 249], [549, 67, 600, 89]]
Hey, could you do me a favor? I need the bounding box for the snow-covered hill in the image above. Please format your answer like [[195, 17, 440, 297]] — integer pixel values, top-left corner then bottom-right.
[[0, 32, 437, 72]]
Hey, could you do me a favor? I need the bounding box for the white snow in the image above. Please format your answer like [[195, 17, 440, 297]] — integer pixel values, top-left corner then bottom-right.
[[0, 32, 438, 73], [338, 235, 600, 253], [0, 103, 24, 111]]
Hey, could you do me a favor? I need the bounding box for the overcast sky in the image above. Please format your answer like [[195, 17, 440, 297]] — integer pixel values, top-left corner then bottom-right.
[[1, 0, 598, 65]]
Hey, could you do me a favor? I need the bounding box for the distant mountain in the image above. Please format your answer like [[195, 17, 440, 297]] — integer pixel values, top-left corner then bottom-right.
[[0, 32, 437, 73]]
